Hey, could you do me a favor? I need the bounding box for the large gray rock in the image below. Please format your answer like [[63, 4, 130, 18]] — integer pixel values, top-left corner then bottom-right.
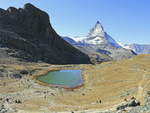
[[0, 3, 91, 64], [128, 99, 140, 107], [0, 69, 8, 77]]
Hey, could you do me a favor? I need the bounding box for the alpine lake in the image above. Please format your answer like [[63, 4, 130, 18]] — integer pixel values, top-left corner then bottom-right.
[[36, 70, 83, 88]]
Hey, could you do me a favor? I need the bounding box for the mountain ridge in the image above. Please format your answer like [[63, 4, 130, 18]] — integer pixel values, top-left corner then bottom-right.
[[72, 21, 122, 48], [0, 3, 91, 64], [63, 21, 136, 61], [122, 43, 150, 54]]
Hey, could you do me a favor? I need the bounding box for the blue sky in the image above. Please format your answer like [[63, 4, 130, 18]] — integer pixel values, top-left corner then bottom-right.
[[1, 0, 150, 44]]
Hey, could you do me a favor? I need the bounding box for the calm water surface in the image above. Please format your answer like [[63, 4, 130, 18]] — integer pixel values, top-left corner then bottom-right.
[[37, 70, 83, 88]]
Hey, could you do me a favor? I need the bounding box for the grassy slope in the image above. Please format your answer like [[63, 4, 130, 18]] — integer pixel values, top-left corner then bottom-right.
[[0, 54, 150, 112], [52, 54, 150, 111]]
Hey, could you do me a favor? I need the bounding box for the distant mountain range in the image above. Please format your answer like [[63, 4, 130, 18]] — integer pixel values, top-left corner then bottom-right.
[[121, 44, 150, 54], [63, 21, 136, 62], [64, 21, 121, 48], [63, 22, 150, 56], [0, 3, 147, 64]]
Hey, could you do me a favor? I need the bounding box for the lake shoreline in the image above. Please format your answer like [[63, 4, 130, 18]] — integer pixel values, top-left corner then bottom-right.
[[1, 55, 150, 112], [32, 68, 85, 90]]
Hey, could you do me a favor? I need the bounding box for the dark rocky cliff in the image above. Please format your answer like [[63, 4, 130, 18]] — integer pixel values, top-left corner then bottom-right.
[[0, 3, 91, 64]]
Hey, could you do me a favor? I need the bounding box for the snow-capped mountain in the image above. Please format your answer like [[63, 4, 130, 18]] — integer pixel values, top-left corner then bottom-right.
[[63, 21, 136, 61], [71, 21, 122, 48], [118, 43, 132, 50], [122, 44, 150, 54]]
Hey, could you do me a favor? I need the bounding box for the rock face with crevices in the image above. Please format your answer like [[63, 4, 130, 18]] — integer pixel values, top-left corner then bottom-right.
[[0, 3, 91, 64]]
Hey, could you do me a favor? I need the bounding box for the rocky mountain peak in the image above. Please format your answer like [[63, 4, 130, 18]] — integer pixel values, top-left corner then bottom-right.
[[96, 21, 100, 24], [88, 21, 104, 37], [24, 3, 36, 9], [71, 21, 122, 47], [0, 3, 91, 64], [95, 21, 104, 30]]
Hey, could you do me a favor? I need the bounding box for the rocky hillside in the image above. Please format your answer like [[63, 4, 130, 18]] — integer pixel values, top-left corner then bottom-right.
[[0, 3, 91, 64], [1, 55, 150, 113]]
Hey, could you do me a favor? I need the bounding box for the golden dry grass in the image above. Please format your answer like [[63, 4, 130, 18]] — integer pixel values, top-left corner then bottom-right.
[[1, 54, 150, 112], [48, 54, 150, 111]]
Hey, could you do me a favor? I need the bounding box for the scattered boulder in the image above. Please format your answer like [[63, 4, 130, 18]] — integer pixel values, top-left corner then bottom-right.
[[128, 99, 140, 107], [116, 97, 140, 111], [20, 70, 28, 75], [96, 100, 102, 104], [82, 93, 85, 96], [116, 103, 128, 110], [147, 91, 150, 96], [5, 98, 13, 104], [10, 73, 22, 79], [6, 98, 9, 103], [0, 104, 7, 113], [15, 99, 22, 104], [0, 69, 8, 77]]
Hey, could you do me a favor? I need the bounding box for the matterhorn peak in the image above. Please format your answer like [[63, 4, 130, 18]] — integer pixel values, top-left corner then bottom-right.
[[95, 21, 104, 30], [96, 21, 100, 24], [88, 21, 105, 37]]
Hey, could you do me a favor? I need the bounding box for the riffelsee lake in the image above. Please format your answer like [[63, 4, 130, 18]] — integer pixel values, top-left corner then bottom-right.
[[37, 70, 83, 88]]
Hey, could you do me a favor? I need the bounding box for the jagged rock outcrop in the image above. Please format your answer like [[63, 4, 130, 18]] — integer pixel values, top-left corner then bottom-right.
[[0, 3, 91, 64]]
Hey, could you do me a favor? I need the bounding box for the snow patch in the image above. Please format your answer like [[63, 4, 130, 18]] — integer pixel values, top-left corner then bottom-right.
[[118, 42, 132, 50]]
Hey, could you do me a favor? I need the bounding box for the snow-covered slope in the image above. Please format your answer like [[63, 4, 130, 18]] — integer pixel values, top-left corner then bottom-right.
[[118, 43, 132, 50], [62, 21, 136, 61], [73, 21, 122, 48], [121, 44, 150, 54]]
